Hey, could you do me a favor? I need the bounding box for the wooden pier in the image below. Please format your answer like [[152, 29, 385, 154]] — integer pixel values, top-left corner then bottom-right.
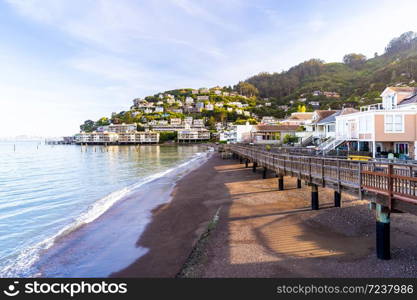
[[227, 145, 417, 260]]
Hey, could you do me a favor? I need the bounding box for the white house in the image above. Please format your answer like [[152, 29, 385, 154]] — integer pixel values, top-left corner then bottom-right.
[[197, 95, 209, 101], [219, 122, 254, 143], [205, 103, 214, 111]]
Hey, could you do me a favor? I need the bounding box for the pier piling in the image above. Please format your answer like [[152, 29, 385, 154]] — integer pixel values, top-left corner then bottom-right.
[[262, 167, 267, 179], [375, 204, 391, 260], [278, 176, 284, 191], [311, 184, 319, 210], [296, 178, 302, 189], [245, 160, 249, 168], [252, 162, 257, 173], [334, 191, 341, 207]]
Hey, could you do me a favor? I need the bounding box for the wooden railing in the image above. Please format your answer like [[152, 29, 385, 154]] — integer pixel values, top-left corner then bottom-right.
[[227, 145, 417, 214]]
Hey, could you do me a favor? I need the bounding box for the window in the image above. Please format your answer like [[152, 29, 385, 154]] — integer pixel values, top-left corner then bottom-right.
[[383, 94, 396, 109], [359, 116, 371, 133], [328, 124, 335, 132], [395, 143, 409, 155], [384, 114, 403, 133]]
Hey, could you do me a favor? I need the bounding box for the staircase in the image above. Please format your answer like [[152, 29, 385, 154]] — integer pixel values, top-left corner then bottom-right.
[[300, 134, 314, 147], [318, 137, 345, 152]]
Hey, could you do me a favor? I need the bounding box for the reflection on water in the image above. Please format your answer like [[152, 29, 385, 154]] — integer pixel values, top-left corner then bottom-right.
[[0, 142, 206, 277]]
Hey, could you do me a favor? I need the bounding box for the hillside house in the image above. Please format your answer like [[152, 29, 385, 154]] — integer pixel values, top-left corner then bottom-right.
[[261, 116, 279, 125], [281, 112, 314, 126], [197, 95, 209, 101], [205, 103, 214, 111]]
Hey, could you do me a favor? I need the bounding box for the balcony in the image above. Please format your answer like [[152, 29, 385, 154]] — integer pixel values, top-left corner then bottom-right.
[[360, 103, 385, 112], [359, 103, 400, 112]]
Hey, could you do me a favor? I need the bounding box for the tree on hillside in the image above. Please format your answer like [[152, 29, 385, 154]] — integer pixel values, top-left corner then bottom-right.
[[343, 53, 367, 69], [80, 120, 96, 132], [297, 105, 306, 112], [96, 117, 110, 126], [235, 81, 259, 97], [385, 31, 417, 55]]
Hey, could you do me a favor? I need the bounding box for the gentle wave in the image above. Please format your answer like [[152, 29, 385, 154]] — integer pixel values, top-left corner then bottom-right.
[[0, 151, 210, 278]]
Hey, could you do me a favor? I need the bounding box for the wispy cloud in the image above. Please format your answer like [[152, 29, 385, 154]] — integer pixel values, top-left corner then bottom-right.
[[2, 0, 417, 136]]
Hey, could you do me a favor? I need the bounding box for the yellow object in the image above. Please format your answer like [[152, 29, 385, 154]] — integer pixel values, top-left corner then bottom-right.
[[347, 155, 371, 161]]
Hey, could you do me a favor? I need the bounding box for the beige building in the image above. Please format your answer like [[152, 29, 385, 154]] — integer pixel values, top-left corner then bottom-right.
[[335, 86, 417, 159], [251, 125, 299, 144], [178, 128, 210, 142]]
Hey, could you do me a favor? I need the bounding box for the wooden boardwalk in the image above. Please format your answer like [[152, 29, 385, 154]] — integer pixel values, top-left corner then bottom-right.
[[226, 145, 417, 260]]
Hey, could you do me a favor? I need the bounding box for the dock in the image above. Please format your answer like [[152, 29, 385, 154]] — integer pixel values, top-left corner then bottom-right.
[[226, 144, 417, 260]]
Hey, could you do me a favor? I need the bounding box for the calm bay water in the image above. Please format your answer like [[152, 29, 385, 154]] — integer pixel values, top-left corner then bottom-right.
[[0, 141, 208, 277]]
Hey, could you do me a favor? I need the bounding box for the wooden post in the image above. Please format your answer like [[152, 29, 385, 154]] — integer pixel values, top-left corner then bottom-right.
[[375, 204, 390, 260], [263, 167, 267, 179], [239, 157, 243, 164], [278, 175, 284, 191], [334, 190, 341, 207], [358, 162, 363, 200], [387, 164, 393, 209], [245, 159, 249, 168], [252, 162, 257, 173], [321, 158, 324, 186], [297, 178, 302, 189], [311, 184, 319, 210]]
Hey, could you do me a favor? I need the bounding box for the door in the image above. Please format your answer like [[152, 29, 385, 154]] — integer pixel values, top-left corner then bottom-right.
[[348, 120, 358, 139]]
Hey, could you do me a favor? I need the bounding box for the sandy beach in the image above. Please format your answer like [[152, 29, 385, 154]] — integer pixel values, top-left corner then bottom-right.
[[112, 153, 417, 277]]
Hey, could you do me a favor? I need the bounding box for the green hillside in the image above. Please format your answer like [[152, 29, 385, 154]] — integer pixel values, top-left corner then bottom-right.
[[80, 31, 417, 132], [245, 31, 417, 113]]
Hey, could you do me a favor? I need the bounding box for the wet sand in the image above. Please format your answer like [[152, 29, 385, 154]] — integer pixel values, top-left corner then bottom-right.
[[112, 154, 417, 277], [111, 154, 231, 277]]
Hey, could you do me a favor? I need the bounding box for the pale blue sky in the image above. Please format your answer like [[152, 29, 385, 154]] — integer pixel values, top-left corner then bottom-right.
[[1, 0, 417, 137]]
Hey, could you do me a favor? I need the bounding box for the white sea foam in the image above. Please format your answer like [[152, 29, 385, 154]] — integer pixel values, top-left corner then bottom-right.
[[0, 151, 211, 278]]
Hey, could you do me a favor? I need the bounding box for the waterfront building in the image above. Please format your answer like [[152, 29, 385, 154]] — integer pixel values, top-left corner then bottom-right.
[[75, 132, 118, 144], [118, 131, 159, 144], [177, 128, 210, 142], [108, 123, 137, 133], [219, 122, 253, 143], [251, 125, 299, 144], [334, 86, 417, 158]]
